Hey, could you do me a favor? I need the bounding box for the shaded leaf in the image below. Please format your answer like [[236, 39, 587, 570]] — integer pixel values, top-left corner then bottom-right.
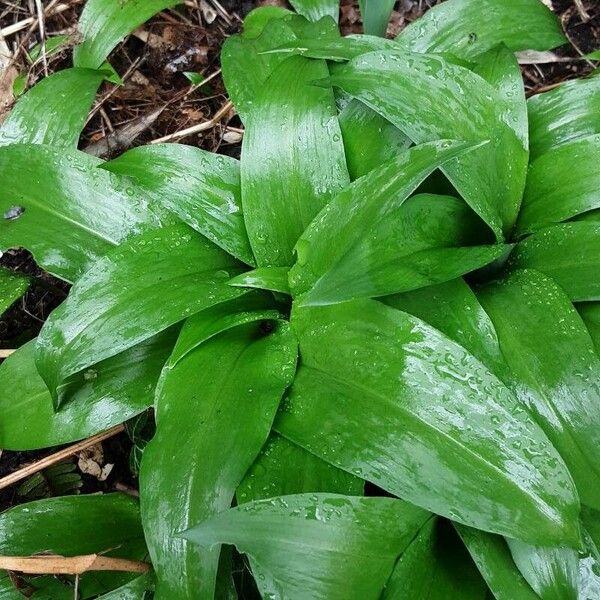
[[289, 0, 339, 22], [276, 299, 580, 545], [577, 302, 600, 355], [228, 267, 290, 295], [184, 493, 430, 600], [358, 0, 395, 37], [96, 572, 155, 599], [140, 322, 297, 599], [0, 268, 28, 316]]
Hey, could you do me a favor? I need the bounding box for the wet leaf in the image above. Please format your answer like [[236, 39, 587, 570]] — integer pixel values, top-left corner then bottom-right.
[[228, 267, 290, 295], [358, 0, 395, 37], [0, 268, 29, 317], [289, 0, 339, 22]]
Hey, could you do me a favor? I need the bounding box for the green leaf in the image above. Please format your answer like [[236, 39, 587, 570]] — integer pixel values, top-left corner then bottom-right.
[[507, 223, 600, 301], [516, 135, 600, 234], [184, 493, 430, 600], [289, 0, 339, 22], [384, 278, 506, 377], [454, 525, 540, 600], [0, 268, 29, 316], [477, 269, 600, 509], [358, 0, 395, 37], [528, 77, 600, 160], [228, 267, 290, 294], [506, 540, 579, 600], [35, 225, 244, 407], [0, 69, 105, 147], [0, 144, 170, 282], [140, 321, 297, 599], [577, 302, 600, 355], [289, 140, 510, 304], [102, 144, 255, 265], [0, 330, 175, 450], [74, 0, 183, 68], [383, 519, 487, 599], [237, 433, 363, 503], [241, 54, 349, 266], [276, 299, 580, 546], [326, 51, 528, 237], [396, 0, 565, 59], [27, 35, 69, 62], [0, 493, 144, 555], [96, 573, 155, 599]]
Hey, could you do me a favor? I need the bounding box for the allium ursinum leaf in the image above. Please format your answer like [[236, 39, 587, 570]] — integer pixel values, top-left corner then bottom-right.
[[578, 302, 600, 355], [477, 269, 600, 509], [395, 0, 565, 59], [241, 54, 349, 267], [516, 135, 600, 235], [0, 69, 105, 147], [96, 572, 155, 599], [289, 0, 339, 22], [102, 144, 255, 265], [528, 77, 600, 160], [507, 223, 600, 301], [183, 494, 430, 600], [73, 0, 183, 69], [383, 519, 487, 599], [454, 525, 539, 600], [0, 144, 172, 282], [0, 330, 175, 450], [276, 299, 581, 546], [35, 225, 245, 408], [0, 268, 29, 317], [324, 51, 527, 237], [358, 0, 396, 38], [228, 267, 291, 295], [140, 321, 297, 599]]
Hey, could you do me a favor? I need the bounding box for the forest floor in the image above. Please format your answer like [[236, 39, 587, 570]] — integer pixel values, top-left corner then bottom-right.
[[0, 0, 598, 511]]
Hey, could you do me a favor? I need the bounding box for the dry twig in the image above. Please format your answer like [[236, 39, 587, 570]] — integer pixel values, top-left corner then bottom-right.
[[0, 554, 150, 575]]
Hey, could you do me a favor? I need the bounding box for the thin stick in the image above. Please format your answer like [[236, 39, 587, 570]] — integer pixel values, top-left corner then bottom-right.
[[0, 350, 15, 359], [0, 425, 125, 492], [0, 3, 70, 38], [573, 0, 591, 22], [33, 0, 47, 76], [149, 100, 233, 144], [0, 554, 150, 575]]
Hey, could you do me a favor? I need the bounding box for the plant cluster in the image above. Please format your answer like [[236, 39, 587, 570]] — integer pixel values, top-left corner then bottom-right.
[[0, 0, 599, 598]]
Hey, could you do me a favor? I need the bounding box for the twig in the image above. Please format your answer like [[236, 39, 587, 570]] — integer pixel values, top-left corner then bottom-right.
[[0, 425, 125, 492], [0, 554, 150, 575], [33, 0, 47, 76], [149, 100, 233, 144], [0, 3, 70, 38], [0, 350, 15, 359], [573, 0, 591, 22]]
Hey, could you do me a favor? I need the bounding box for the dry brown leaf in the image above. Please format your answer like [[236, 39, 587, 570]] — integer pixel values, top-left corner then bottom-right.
[[0, 554, 151, 575]]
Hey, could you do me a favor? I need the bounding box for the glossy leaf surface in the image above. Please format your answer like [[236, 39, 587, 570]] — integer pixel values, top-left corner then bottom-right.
[[36, 225, 244, 406], [74, 0, 182, 68], [396, 0, 565, 59], [184, 493, 429, 600], [289, 0, 338, 22], [326, 51, 528, 237], [478, 269, 600, 509], [517, 135, 600, 234], [0, 268, 29, 316], [507, 223, 600, 301], [0, 144, 168, 282], [358, 0, 395, 37], [140, 322, 297, 599], [96, 573, 155, 599], [103, 144, 254, 264], [241, 54, 349, 266], [228, 267, 290, 294], [528, 77, 600, 160], [0, 331, 175, 450], [276, 299, 580, 545], [578, 302, 600, 355], [0, 69, 104, 147]]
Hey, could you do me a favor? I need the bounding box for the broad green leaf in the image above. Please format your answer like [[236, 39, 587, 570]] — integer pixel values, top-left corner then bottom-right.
[[338, 98, 411, 180], [0, 493, 143, 555], [454, 525, 540, 600], [0, 330, 175, 450], [325, 51, 528, 237], [0, 573, 72, 599], [384, 278, 506, 377], [241, 6, 292, 38], [140, 322, 297, 599], [0, 144, 169, 282], [578, 302, 600, 355], [477, 269, 600, 509], [0, 69, 104, 147], [241, 54, 349, 266], [516, 135, 600, 234], [184, 493, 430, 600], [74, 0, 183, 68], [103, 144, 254, 265], [507, 223, 600, 301], [289, 140, 510, 304], [289, 0, 338, 22], [396, 0, 565, 59], [237, 433, 363, 503], [276, 299, 580, 546], [229, 267, 290, 294], [528, 77, 600, 160], [0, 268, 28, 316], [168, 294, 281, 367], [506, 540, 579, 600], [96, 573, 155, 599], [36, 225, 244, 407], [383, 519, 487, 599], [27, 35, 69, 62], [358, 0, 395, 37]]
